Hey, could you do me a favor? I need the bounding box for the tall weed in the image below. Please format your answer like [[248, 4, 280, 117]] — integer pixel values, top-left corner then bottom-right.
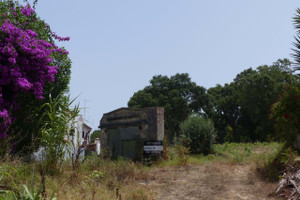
[[38, 95, 79, 175]]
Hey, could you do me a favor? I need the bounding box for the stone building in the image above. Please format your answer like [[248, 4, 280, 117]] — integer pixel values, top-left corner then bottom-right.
[[99, 107, 164, 160]]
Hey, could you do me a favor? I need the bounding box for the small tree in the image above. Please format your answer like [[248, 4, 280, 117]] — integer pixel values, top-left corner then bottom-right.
[[90, 130, 101, 143], [270, 85, 300, 148], [179, 115, 216, 155]]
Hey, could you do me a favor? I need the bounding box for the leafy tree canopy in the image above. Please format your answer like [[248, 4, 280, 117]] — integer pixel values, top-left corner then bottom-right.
[[128, 73, 208, 141], [90, 130, 101, 143], [205, 83, 239, 143], [207, 59, 298, 142]]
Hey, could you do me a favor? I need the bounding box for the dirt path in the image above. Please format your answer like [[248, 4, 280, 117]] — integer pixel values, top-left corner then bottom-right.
[[141, 162, 279, 200]]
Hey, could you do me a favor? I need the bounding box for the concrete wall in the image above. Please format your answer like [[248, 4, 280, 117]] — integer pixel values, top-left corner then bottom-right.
[[99, 107, 164, 160]]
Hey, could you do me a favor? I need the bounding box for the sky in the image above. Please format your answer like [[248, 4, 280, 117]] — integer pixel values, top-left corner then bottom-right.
[[24, 0, 300, 131]]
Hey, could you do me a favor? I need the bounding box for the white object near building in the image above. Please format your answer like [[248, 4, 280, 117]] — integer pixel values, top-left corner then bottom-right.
[[95, 138, 101, 155]]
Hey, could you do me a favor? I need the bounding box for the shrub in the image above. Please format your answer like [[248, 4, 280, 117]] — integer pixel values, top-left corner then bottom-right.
[[0, 1, 72, 156], [270, 85, 300, 148], [179, 115, 217, 155], [0, 2, 70, 136]]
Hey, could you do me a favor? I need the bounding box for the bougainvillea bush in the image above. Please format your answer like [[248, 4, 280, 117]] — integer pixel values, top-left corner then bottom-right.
[[270, 85, 300, 148], [0, 1, 71, 155]]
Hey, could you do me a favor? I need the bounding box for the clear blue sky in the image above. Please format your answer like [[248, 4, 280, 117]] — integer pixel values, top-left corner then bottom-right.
[[27, 0, 300, 130]]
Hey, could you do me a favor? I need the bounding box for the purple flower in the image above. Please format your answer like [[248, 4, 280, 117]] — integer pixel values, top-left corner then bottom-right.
[[0, 4, 70, 137], [8, 57, 16, 64], [17, 78, 32, 90], [27, 29, 37, 37], [0, 109, 12, 137], [20, 4, 34, 16], [0, 109, 9, 119], [10, 69, 21, 77], [32, 82, 43, 99], [52, 32, 70, 41]]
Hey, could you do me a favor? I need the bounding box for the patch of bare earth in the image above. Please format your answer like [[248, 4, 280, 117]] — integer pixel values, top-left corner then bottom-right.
[[140, 162, 279, 200]]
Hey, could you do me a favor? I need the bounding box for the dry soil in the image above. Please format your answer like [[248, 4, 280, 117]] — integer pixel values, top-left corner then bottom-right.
[[140, 162, 279, 200]]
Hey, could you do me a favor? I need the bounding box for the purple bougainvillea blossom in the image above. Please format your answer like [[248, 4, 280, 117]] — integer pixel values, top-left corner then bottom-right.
[[52, 32, 70, 42], [0, 3, 70, 137], [20, 3, 34, 16]]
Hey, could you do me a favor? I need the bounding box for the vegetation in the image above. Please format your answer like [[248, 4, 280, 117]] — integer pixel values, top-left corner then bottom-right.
[[179, 115, 216, 155], [1, 0, 300, 199], [90, 130, 101, 143], [128, 73, 208, 141], [206, 59, 298, 143], [292, 8, 300, 72], [267, 8, 300, 151], [38, 95, 79, 175], [0, 142, 282, 200], [270, 85, 300, 148], [0, 0, 72, 156], [128, 59, 298, 143]]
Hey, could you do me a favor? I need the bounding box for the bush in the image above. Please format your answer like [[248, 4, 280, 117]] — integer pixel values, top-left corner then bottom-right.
[[0, 1, 72, 156], [179, 115, 216, 155], [270, 85, 300, 148]]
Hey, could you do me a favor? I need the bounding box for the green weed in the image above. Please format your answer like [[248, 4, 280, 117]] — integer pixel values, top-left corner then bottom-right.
[[0, 142, 283, 199]]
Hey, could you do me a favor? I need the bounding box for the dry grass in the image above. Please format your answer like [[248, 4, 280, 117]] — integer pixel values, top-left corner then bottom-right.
[[146, 162, 278, 200], [0, 142, 283, 200], [146, 142, 282, 200], [0, 156, 154, 200], [53, 158, 154, 200]]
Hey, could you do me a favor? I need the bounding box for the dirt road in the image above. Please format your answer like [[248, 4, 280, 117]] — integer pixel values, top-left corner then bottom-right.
[[141, 162, 279, 200]]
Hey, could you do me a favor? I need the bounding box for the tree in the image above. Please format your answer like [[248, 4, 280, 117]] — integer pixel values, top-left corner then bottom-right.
[[270, 85, 300, 148], [269, 9, 300, 148], [234, 59, 297, 141], [128, 73, 208, 141], [0, 1, 71, 155], [206, 59, 298, 142], [90, 130, 101, 143], [205, 83, 240, 143], [292, 8, 300, 72]]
